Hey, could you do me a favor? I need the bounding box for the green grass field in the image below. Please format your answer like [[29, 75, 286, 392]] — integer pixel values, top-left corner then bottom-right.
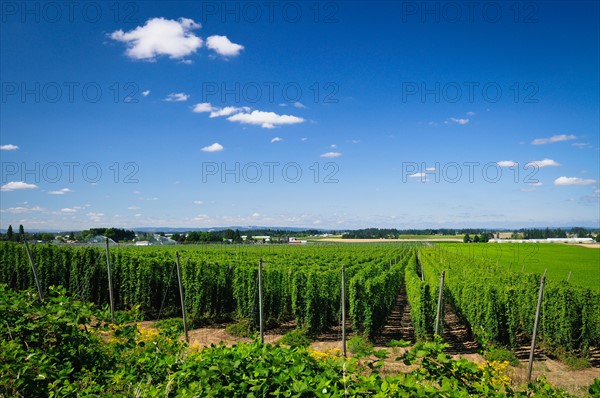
[[434, 242, 600, 292]]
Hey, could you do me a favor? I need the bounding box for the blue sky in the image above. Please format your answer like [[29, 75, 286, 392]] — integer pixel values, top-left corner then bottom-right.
[[1, 1, 598, 231]]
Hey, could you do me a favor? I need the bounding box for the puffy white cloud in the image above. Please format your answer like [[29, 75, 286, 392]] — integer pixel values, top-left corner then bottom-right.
[[1, 181, 38, 192], [554, 176, 597, 186], [201, 142, 224, 152], [525, 158, 560, 168], [193, 102, 214, 113], [293, 101, 307, 109], [48, 188, 73, 195], [497, 160, 518, 167], [531, 134, 576, 145], [449, 117, 469, 125], [271, 137, 283, 143], [142, 90, 151, 96], [1, 206, 44, 214], [320, 152, 342, 158], [209, 106, 250, 118], [164, 92, 190, 102], [228, 110, 304, 129], [61, 208, 77, 213], [87, 212, 104, 222], [0, 144, 18, 151], [110, 17, 203, 60], [206, 35, 244, 57]]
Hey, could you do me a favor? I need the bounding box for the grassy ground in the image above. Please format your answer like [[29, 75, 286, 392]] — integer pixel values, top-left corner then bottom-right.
[[435, 242, 600, 292]]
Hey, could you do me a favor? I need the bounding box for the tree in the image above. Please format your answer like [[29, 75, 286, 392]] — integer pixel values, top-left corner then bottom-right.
[[18, 224, 25, 241], [596, 234, 600, 243], [463, 234, 471, 243], [6, 225, 13, 242], [473, 235, 480, 243]]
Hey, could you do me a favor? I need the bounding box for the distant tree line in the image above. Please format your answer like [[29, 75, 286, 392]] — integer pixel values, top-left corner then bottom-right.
[[81, 228, 136, 242], [463, 233, 493, 243], [516, 227, 594, 239], [0, 224, 55, 243], [341, 228, 489, 239]]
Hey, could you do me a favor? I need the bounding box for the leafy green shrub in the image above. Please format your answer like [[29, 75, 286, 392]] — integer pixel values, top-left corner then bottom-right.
[[225, 319, 251, 338], [590, 378, 600, 397], [348, 334, 373, 357], [484, 346, 519, 366], [281, 328, 312, 348], [154, 317, 185, 339]]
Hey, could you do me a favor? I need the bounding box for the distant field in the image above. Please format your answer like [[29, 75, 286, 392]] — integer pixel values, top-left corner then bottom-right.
[[311, 235, 461, 242], [434, 242, 600, 292]]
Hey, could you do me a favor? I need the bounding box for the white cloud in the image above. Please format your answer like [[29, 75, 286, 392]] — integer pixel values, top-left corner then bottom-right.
[[330, 144, 337, 148], [164, 92, 190, 102], [466, 111, 476, 116], [525, 158, 560, 168], [0, 144, 18, 151], [139, 197, 159, 201], [409, 173, 426, 178], [110, 17, 202, 61], [320, 152, 342, 158], [227, 110, 304, 129], [572, 142, 590, 148], [2, 206, 44, 214], [554, 176, 597, 186], [252, 212, 260, 217], [497, 160, 518, 167], [293, 101, 306, 109], [425, 167, 436, 172], [1, 181, 38, 192], [271, 137, 283, 143], [193, 200, 204, 205], [449, 117, 469, 125], [193, 102, 214, 113], [134, 213, 142, 217], [201, 142, 224, 152], [206, 35, 244, 57], [127, 206, 140, 210], [301, 137, 308, 142], [209, 106, 250, 118], [87, 212, 104, 222], [529, 182, 543, 186], [142, 90, 151, 96], [531, 134, 576, 145], [48, 188, 73, 195], [61, 208, 77, 213]]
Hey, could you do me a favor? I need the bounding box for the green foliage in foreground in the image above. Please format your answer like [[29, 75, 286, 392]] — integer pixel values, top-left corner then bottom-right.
[[0, 285, 582, 397]]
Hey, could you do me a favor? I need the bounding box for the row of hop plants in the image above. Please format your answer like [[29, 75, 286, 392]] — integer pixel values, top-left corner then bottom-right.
[[1, 284, 588, 397], [0, 242, 409, 335], [419, 247, 600, 352]]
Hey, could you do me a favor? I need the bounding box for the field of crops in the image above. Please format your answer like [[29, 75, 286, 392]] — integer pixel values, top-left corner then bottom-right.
[[1, 241, 599, 396], [435, 242, 600, 292], [1, 241, 598, 349]]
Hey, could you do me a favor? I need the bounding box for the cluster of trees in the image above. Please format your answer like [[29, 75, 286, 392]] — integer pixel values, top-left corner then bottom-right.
[[0, 225, 55, 243], [342, 228, 492, 239], [518, 227, 595, 239], [80, 228, 136, 242], [463, 233, 493, 243]]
